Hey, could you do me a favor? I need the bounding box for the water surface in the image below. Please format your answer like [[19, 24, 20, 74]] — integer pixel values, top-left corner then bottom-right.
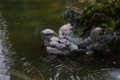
[[0, 0, 120, 80]]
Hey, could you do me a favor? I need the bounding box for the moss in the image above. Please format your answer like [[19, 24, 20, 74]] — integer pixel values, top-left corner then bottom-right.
[[75, 34, 89, 40], [101, 23, 107, 28], [81, 0, 120, 31]]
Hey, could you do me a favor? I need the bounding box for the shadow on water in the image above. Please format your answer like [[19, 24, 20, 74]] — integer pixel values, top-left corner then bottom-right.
[[0, 0, 120, 80]]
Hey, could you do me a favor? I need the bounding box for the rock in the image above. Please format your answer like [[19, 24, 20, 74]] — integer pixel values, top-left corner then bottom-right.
[[115, 31, 120, 36], [60, 2, 120, 36], [91, 43, 106, 57], [41, 29, 58, 47], [85, 51, 94, 55], [78, 37, 92, 48], [84, 51, 94, 62], [67, 37, 82, 45], [46, 47, 59, 55], [99, 35, 108, 44], [58, 23, 73, 39], [114, 5, 120, 18], [109, 35, 120, 55], [46, 47, 69, 55], [90, 27, 103, 42], [60, 6, 84, 35], [69, 49, 85, 56], [49, 41, 59, 47], [107, 35, 116, 46], [91, 42, 113, 58], [68, 44, 78, 52], [114, 18, 120, 30], [50, 37, 60, 42], [85, 37, 93, 45], [41, 21, 120, 58], [56, 43, 66, 50], [43, 40, 50, 47], [59, 39, 68, 44], [59, 39, 72, 47], [92, 43, 105, 52], [91, 13, 106, 23], [61, 6, 83, 23], [53, 1, 120, 58], [85, 45, 93, 51], [41, 29, 55, 35]]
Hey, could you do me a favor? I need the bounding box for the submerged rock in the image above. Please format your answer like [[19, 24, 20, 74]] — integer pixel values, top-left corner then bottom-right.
[[46, 47, 69, 55], [84, 51, 94, 62]]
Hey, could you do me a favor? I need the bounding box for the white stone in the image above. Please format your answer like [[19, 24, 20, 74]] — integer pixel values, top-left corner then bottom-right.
[[58, 23, 73, 38], [41, 29, 54, 34], [68, 44, 78, 52], [49, 41, 59, 47], [90, 27, 102, 42], [50, 37, 60, 42]]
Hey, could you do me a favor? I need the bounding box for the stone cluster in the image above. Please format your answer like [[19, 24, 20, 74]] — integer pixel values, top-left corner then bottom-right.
[[41, 1, 120, 59]]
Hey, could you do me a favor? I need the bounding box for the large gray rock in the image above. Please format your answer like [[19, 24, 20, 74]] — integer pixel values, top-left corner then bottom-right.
[[78, 37, 92, 48], [61, 6, 83, 24], [61, 6, 84, 35]]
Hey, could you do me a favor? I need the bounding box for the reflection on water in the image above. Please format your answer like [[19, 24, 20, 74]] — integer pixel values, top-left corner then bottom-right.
[[0, 13, 10, 80], [0, 0, 120, 80]]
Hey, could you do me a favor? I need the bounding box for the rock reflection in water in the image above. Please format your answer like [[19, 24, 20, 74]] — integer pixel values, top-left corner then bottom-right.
[[0, 13, 10, 80], [0, 13, 33, 80]]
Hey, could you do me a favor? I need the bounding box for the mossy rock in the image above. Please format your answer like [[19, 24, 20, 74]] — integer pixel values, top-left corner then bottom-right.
[[114, 5, 120, 17], [91, 13, 107, 23], [61, 0, 120, 36]]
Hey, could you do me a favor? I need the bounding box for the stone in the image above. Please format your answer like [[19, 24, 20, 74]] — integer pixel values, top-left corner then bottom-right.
[[41, 29, 55, 35], [46, 46, 69, 55], [67, 37, 82, 45], [61, 6, 83, 23], [90, 27, 102, 42], [78, 37, 92, 49], [61, 6, 84, 35], [58, 23, 73, 39], [49, 41, 59, 47], [68, 44, 78, 52], [114, 18, 120, 30], [50, 37, 60, 42]]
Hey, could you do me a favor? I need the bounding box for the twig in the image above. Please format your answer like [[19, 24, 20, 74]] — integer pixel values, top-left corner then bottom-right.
[[0, 57, 44, 80]]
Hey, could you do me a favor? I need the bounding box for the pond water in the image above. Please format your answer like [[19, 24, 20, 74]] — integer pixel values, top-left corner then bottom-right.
[[0, 0, 120, 80]]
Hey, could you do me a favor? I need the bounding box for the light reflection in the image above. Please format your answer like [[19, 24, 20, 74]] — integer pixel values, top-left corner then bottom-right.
[[0, 12, 32, 80], [0, 13, 10, 80]]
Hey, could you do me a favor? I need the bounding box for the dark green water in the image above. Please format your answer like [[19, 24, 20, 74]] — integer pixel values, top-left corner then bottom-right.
[[0, 0, 120, 80]]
